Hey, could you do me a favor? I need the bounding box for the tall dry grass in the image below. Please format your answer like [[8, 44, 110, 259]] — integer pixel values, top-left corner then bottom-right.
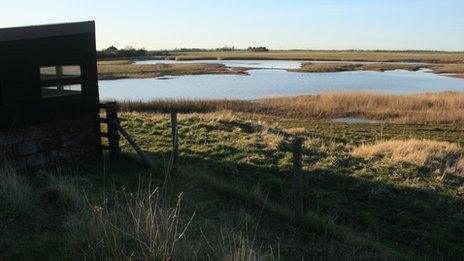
[[117, 92, 464, 124], [118, 99, 261, 114], [353, 139, 464, 175], [66, 188, 193, 260], [65, 185, 270, 260], [0, 165, 32, 212], [260, 92, 464, 124]]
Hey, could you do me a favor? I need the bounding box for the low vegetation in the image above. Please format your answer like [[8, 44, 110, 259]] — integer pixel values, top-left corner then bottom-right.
[[97, 60, 249, 80], [429, 63, 464, 78], [118, 92, 464, 124], [291, 62, 424, 73]]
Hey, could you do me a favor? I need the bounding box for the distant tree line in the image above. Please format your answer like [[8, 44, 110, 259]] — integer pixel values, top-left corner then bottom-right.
[[216, 46, 235, 51], [247, 46, 269, 52], [98, 46, 156, 59], [174, 48, 210, 52], [174, 46, 236, 52]]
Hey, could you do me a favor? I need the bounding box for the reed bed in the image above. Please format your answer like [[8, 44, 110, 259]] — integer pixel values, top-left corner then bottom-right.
[[116, 92, 464, 124], [118, 99, 262, 114]]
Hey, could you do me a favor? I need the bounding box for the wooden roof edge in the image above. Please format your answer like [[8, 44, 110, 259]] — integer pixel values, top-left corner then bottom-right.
[[0, 21, 95, 42]]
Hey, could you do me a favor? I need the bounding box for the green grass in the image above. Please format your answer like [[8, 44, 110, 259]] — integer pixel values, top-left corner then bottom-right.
[[115, 112, 464, 258], [2, 111, 464, 259]]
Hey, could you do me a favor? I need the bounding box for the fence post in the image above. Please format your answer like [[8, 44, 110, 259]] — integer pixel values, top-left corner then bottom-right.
[[106, 102, 120, 160], [292, 136, 304, 225], [171, 111, 179, 175]]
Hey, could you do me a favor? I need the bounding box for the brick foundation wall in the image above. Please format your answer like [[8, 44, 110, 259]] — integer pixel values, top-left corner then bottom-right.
[[0, 117, 100, 171]]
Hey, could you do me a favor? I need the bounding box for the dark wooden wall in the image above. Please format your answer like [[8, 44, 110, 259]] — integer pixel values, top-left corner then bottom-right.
[[0, 32, 100, 129]]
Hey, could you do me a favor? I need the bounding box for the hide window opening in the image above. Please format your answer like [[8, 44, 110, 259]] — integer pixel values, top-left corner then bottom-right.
[[40, 65, 84, 98]]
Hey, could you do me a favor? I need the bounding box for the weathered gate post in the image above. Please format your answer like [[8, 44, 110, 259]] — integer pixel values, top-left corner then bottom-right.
[[106, 102, 121, 160], [170, 111, 179, 175]]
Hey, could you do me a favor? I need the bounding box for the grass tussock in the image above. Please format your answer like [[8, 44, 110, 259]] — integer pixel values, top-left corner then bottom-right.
[[117, 92, 464, 124], [42, 174, 86, 211], [353, 139, 464, 175]]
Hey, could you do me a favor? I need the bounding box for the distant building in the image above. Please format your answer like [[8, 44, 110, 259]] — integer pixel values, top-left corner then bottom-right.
[[0, 21, 102, 171]]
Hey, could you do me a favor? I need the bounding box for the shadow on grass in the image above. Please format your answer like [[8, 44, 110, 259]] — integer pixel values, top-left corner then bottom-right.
[[113, 115, 464, 258], [128, 148, 464, 260]]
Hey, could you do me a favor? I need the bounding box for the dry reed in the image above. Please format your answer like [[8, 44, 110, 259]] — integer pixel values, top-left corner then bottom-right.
[[116, 92, 464, 124], [353, 139, 464, 175]]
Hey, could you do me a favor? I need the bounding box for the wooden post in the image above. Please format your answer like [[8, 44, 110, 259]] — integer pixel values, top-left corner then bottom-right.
[[170, 111, 179, 175], [292, 136, 304, 225], [106, 102, 120, 160], [55, 65, 64, 91]]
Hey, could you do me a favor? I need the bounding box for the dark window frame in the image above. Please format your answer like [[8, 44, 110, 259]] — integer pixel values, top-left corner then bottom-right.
[[38, 63, 87, 99]]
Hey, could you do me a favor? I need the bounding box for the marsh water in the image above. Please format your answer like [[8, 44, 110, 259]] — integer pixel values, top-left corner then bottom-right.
[[99, 60, 464, 101]]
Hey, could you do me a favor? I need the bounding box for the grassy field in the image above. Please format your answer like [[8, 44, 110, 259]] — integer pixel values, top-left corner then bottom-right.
[[2, 108, 464, 259], [167, 50, 464, 63], [118, 92, 464, 124], [109, 112, 464, 260]]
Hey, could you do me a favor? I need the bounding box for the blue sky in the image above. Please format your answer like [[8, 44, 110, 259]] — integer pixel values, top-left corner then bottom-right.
[[2, 0, 463, 51]]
